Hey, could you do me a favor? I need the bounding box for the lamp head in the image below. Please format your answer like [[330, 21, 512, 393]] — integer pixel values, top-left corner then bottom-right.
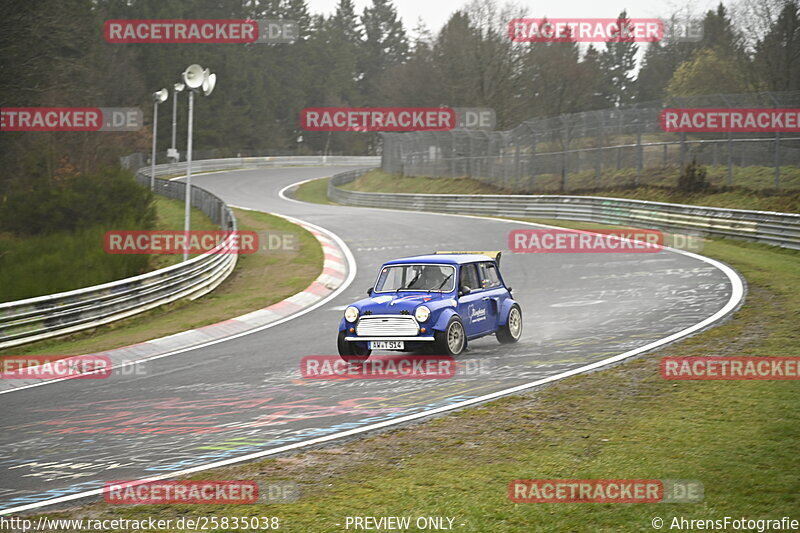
[[153, 88, 169, 103], [182, 64, 205, 89], [202, 73, 216, 96]]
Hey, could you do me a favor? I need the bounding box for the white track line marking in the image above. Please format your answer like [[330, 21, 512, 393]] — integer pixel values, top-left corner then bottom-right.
[[0, 177, 745, 516], [0, 215, 356, 396], [277, 176, 335, 205]]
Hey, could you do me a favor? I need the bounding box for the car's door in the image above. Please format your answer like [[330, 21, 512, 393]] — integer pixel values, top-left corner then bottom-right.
[[476, 261, 504, 331], [457, 262, 493, 337]]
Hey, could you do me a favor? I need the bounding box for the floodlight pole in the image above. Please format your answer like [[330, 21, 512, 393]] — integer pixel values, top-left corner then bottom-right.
[[179, 64, 215, 262], [171, 90, 178, 159], [150, 101, 159, 191], [183, 90, 194, 262]]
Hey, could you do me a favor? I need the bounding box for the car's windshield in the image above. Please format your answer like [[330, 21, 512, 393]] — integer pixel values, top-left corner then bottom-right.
[[374, 264, 456, 293]]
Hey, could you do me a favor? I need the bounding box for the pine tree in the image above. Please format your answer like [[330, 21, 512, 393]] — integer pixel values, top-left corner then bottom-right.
[[700, 3, 744, 59], [359, 0, 409, 105], [581, 45, 611, 110], [754, 0, 800, 91], [520, 31, 590, 117], [281, 0, 313, 40], [599, 10, 638, 107], [330, 0, 363, 47]]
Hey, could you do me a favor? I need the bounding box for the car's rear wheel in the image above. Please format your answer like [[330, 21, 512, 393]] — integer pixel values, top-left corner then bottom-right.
[[433, 316, 466, 356], [496, 305, 522, 344], [337, 331, 371, 361]]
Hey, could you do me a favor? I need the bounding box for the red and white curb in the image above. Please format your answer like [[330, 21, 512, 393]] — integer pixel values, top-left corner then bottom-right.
[[0, 213, 354, 394]]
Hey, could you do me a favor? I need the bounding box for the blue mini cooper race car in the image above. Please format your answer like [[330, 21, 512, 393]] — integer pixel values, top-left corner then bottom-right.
[[337, 251, 522, 359]]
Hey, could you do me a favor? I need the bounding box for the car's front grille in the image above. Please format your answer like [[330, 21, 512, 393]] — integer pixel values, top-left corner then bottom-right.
[[356, 315, 419, 337]]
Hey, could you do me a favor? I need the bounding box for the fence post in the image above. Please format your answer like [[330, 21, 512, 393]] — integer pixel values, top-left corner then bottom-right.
[[468, 133, 474, 177], [595, 147, 601, 186], [561, 116, 568, 192], [616, 112, 623, 170], [486, 133, 494, 181], [514, 138, 521, 190], [595, 111, 604, 187], [530, 131, 537, 192], [774, 130, 781, 189], [727, 132, 733, 186], [502, 137, 509, 186], [635, 115, 642, 186], [450, 132, 456, 177], [680, 132, 686, 169], [769, 91, 781, 189]]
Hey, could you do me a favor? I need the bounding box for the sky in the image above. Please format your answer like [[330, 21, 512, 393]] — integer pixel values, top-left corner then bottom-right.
[[305, 0, 736, 36]]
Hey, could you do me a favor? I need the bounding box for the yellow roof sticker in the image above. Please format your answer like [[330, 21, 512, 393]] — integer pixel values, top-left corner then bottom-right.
[[434, 251, 502, 265]]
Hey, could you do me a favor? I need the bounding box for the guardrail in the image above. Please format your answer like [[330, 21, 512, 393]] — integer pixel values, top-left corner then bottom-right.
[[0, 171, 238, 350], [328, 169, 800, 250], [121, 154, 381, 177], [0, 156, 380, 349]]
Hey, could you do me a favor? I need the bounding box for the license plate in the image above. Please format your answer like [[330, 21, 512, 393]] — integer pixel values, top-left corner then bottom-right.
[[368, 341, 404, 350]]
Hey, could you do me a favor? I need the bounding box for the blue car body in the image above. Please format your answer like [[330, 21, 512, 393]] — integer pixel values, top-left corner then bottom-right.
[[337, 252, 522, 356]]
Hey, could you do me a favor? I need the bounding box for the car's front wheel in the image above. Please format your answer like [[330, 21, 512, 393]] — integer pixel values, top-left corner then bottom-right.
[[432, 316, 466, 356], [496, 304, 522, 344], [337, 331, 371, 361]]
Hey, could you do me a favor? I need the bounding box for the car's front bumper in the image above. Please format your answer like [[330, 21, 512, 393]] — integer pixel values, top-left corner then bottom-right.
[[344, 336, 435, 342]]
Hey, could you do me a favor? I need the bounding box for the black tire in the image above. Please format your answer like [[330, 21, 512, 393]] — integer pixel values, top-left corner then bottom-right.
[[337, 330, 371, 361], [496, 304, 522, 344], [432, 316, 467, 356]]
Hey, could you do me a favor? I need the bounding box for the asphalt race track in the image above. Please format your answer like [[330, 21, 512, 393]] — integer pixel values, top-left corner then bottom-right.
[[0, 165, 740, 513]]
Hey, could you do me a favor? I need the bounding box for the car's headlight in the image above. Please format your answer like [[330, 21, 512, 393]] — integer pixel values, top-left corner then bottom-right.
[[344, 306, 359, 322], [414, 305, 430, 322]]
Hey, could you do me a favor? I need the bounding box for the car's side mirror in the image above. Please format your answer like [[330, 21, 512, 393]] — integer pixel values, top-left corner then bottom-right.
[[367, 287, 373, 296], [506, 286, 513, 295], [459, 287, 471, 297]]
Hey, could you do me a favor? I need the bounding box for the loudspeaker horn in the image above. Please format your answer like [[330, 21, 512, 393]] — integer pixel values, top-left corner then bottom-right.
[[202, 73, 216, 96], [182, 64, 205, 89], [153, 88, 168, 103]]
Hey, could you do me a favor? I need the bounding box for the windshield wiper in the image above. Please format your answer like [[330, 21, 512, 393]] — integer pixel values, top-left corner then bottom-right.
[[429, 273, 453, 292]]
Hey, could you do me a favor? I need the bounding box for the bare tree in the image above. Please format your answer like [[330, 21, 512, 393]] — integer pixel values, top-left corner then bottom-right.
[[732, 0, 791, 52]]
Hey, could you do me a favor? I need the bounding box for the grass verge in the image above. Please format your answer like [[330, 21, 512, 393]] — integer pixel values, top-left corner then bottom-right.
[[29, 219, 800, 531], [0, 208, 323, 358], [500, 164, 800, 193], [292, 177, 337, 205], [0, 196, 216, 302], [149, 196, 220, 270], [330, 169, 800, 212]]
